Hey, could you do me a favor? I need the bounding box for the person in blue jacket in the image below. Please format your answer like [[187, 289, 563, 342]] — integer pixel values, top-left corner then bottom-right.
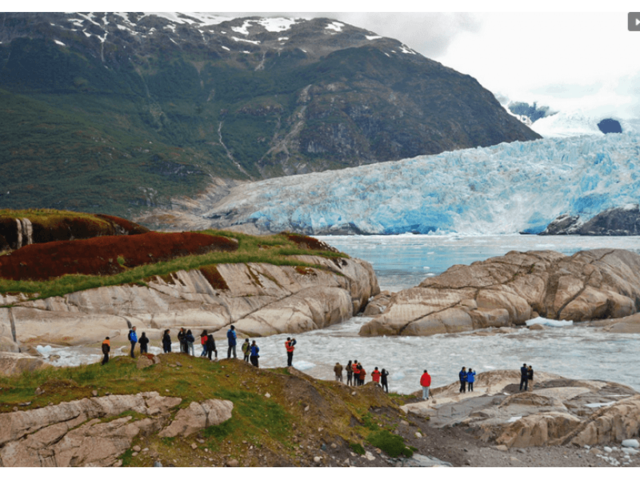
[[185, 329, 195, 356], [227, 325, 237, 359], [459, 366, 467, 393], [250, 340, 260, 367], [128, 326, 138, 358], [467, 368, 476, 392]]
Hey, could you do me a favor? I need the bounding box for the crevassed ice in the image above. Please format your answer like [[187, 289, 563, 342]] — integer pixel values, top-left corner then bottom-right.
[[203, 133, 640, 235]]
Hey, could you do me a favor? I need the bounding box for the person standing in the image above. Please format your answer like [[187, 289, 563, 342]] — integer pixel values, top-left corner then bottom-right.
[[250, 340, 260, 367], [227, 325, 237, 359], [527, 365, 534, 390], [334, 362, 343, 382], [371, 367, 381, 386], [242, 339, 250, 362], [186, 330, 195, 356], [346, 361, 353, 386], [381, 368, 389, 393], [177, 328, 187, 354], [101, 337, 111, 365], [459, 367, 467, 393], [206, 334, 217, 361], [358, 364, 366, 386], [162, 329, 172, 353], [285, 337, 296, 367], [520, 363, 529, 391], [139, 332, 149, 355], [128, 326, 138, 358], [352, 361, 360, 386], [420, 370, 432, 400], [200, 330, 209, 357], [467, 368, 475, 392]]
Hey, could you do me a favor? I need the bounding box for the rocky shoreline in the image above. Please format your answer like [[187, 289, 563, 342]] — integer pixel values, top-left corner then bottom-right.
[[360, 248, 640, 336], [0, 255, 378, 355]]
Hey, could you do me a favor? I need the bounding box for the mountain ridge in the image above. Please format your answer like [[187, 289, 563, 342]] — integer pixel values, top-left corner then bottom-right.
[[0, 12, 539, 218]]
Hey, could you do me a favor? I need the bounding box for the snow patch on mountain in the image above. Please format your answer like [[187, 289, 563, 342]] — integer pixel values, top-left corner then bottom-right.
[[199, 133, 640, 235], [325, 21, 345, 32], [257, 17, 300, 32]]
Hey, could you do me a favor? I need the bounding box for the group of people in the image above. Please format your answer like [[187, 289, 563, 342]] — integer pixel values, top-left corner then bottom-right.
[[458, 367, 477, 393], [227, 326, 262, 367], [520, 363, 535, 391], [332, 361, 391, 393]]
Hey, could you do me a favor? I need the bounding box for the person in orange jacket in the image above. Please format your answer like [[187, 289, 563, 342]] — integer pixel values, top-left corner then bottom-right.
[[101, 337, 111, 366], [420, 370, 432, 400], [352, 361, 360, 386], [358, 364, 366, 386], [285, 337, 296, 367], [371, 367, 381, 386]]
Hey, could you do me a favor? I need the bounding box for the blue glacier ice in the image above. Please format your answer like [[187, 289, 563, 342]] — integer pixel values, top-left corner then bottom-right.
[[202, 132, 640, 235]]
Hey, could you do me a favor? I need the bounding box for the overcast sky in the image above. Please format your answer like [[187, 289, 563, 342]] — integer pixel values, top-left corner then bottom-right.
[[246, 11, 639, 120]]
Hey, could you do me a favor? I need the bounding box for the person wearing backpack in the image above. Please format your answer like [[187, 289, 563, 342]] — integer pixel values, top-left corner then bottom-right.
[[227, 325, 237, 359], [138, 332, 149, 355], [128, 326, 138, 358], [242, 338, 250, 362], [101, 337, 111, 365]]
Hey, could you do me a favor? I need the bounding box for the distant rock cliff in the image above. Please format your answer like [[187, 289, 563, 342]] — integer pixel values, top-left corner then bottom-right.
[[541, 205, 640, 236]]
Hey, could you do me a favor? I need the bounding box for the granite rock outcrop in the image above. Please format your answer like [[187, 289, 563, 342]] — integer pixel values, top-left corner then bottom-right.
[[360, 249, 640, 336]]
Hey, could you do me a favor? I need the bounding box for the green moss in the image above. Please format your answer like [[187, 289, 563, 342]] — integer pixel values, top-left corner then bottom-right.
[[366, 430, 413, 458], [350, 442, 365, 455]]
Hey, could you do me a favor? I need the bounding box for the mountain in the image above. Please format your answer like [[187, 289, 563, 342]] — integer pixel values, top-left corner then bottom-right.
[[0, 12, 539, 218], [142, 132, 640, 235]]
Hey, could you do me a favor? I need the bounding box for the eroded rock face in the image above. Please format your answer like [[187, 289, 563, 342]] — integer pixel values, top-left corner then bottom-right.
[[159, 399, 234, 438], [0, 352, 46, 376], [0, 392, 234, 467], [0, 256, 378, 346], [360, 249, 640, 336]]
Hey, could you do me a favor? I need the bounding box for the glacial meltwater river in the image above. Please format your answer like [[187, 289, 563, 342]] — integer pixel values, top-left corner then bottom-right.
[[38, 235, 640, 394]]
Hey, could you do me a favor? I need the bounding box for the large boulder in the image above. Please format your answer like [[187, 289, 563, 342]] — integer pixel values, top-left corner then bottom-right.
[[159, 399, 234, 438], [360, 249, 640, 336], [0, 352, 46, 376]]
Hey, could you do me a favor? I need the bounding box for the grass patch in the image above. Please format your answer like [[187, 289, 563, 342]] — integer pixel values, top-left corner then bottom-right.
[[350, 442, 365, 455], [366, 429, 414, 458]]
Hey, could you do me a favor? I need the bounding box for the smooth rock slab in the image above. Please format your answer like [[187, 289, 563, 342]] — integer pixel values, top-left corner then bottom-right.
[[159, 399, 233, 438]]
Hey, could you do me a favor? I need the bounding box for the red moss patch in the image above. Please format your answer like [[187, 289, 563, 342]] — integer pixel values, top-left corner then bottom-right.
[[295, 266, 316, 276], [199, 265, 229, 291], [284, 233, 339, 253], [96, 214, 150, 235], [0, 232, 238, 281]]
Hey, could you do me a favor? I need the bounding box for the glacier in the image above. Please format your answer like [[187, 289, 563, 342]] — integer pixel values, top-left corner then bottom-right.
[[200, 132, 640, 235]]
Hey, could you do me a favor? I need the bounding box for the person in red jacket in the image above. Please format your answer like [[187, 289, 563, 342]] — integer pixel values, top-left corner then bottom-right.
[[420, 370, 432, 400], [358, 364, 366, 386], [285, 337, 296, 367], [352, 361, 360, 386], [371, 367, 381, 386]]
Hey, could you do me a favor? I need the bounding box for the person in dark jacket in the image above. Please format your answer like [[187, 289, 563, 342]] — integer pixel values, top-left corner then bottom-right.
[[520, 363, 529, 391], [177, 328, 187, 354], [227, 325, 237, 359], [346, 360, 353, 386], [334, 362, 343, 382], [250, 340, 259, 367], [285, 337, 296, 367], [186, 329, 195, 356], [101, 337, 111, 365], [206, 334, 217, 361], [139, 332, 149, 355], [162, 329, 172, 353], [381, 368, 390, 393], [459, 367, 467, 393], [527, 365, 534, 390], [128, 326, 138, 358]]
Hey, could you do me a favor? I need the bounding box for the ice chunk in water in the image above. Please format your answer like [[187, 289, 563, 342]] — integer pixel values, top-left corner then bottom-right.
[[526, 318, 574, 328]]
